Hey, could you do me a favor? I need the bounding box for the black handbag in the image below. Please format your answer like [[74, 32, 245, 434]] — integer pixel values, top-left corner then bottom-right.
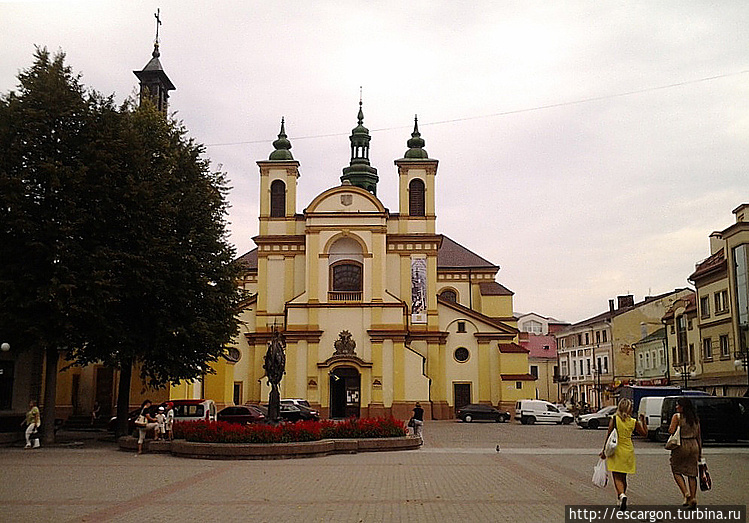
[[408, 418, 415, 428], [699, 460, 712, 491]]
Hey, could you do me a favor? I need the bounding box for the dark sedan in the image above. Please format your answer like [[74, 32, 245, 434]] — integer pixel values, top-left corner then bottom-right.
[[217, 405, 266, 425], [457, 404, 511, 423], [576, 405, 617, 429]]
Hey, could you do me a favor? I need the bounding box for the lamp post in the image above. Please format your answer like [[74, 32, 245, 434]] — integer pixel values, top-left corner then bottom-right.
[[673, 361, 695, 389], [593, 359, 603, 409], [0, 343, 9, 353]]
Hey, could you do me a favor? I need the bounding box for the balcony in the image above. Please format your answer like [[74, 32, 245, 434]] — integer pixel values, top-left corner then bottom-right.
[[328, 291, 362, 302]]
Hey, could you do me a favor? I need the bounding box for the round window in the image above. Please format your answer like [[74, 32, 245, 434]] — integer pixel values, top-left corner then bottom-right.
[[454, 347, 470, 362]]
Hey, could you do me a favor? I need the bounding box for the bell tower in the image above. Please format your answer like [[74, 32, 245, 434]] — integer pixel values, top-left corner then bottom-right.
[[133, 9, 176, 113], [257, 118, 300, 236], [341, 97, 379, 195], [395, 116, 438, 234]]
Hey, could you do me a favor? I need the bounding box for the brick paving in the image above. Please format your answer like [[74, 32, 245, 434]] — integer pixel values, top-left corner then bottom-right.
[[0, 421, 747, 522]]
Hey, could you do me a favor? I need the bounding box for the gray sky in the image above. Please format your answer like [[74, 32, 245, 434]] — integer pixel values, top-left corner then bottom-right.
[[2, 1, 747, 323]]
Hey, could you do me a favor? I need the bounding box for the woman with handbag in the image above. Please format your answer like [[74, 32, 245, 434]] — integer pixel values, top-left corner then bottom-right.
[[599, 399, 647, 511], [136, 399, 159, 455], [23, 400, 41, 449], [668, 397, 702, 509], [411, 402, 424, 438]]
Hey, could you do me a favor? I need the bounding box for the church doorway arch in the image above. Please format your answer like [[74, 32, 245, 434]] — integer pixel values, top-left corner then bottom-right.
[[329, 366, 360, 419]]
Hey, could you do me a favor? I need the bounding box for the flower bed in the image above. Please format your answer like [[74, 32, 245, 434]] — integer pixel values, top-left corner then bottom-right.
[[173, 417, 407, 444]]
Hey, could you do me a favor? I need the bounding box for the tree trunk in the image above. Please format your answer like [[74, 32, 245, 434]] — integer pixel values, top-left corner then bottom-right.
[[115, 360, 132, 438], [41, 346, 59, 445]]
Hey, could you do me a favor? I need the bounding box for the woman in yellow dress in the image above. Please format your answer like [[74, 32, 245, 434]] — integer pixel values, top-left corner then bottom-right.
[[599, 398, 648, 511]]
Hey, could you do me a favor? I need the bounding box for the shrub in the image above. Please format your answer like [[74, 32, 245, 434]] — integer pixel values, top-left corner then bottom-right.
[[173, 416, 406, 444]]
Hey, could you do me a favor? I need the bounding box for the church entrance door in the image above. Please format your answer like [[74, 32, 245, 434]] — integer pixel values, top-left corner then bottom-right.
[[330, 366, 360, 418], [453, 383, 472, 417]]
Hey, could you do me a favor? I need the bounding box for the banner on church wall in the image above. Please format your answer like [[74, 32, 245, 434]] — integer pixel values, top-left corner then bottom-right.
[[411, 256, 427, 324]]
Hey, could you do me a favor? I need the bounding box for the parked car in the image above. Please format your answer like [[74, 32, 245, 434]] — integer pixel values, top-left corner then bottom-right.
[[263, 403, 320, 422], [108, 406, 158, 434], [282, 398, 312, 408], [281, 400, 319, 420], [657, 395, 749, 443], [515, 399, 574, 425], [245, 403, 268, 417], [457, 404, 510, 423], [217, 405, 266, 425], [170, 399, 217, 423], [109, 399, 218, 434], [576, 405, 617, 429]]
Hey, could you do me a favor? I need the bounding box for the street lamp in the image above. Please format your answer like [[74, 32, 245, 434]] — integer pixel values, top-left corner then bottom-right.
[[0, 343, 9, 352], [593, 359, 603, 409], [673, 361, 695, 389], [734, 349, 749, 394]]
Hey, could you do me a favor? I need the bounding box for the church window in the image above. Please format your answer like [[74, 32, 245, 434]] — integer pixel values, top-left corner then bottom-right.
[[440, 289, 457, 303], [270, 180, 285, 217], [454, 347, 469, 362], [331, 262, 362, 292], [409, 179, 425, 216], [457, 321, 466, 333]]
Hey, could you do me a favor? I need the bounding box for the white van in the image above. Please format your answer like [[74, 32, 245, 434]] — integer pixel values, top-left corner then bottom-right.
[[515, 399, 574, 425], [170, 399, 217, 422], [639, 396, 665, 440]]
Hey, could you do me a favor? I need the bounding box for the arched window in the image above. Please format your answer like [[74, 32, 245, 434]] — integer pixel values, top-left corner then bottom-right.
[[331, 262, 362, 291], [409, 179, 425, 216], [328, 237, 364, 301], [439, 289, 457, 303], [270, 180, 285, 217]]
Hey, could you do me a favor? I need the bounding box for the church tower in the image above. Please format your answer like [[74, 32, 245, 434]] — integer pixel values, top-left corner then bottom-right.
[[395, 116, 438, 234], [340, 100, 379, 195], [133, 10, 175, 113], [257, 118, 300, 235]]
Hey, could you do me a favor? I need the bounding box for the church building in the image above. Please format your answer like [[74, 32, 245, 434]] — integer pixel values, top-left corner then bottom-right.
[[229, 105, 534, 419]]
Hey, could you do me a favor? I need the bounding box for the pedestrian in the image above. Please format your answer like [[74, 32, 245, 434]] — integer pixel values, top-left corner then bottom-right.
[[155, 406, 166, 440], [136, 399, 159, 455], [90, 401, 101, 426], [668, 397, 702, 509], [411, 402, 424, 438], [599, 398, 647, 511], [22, 400, 41, 449], [164, 402, 175, 441]]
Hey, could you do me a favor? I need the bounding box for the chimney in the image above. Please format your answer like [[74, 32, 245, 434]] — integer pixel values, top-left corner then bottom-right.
[[709, 231, 724, 255], [617, 295, 634, 309], [609, 299, 615, 312], [733, 203, 748, 223]]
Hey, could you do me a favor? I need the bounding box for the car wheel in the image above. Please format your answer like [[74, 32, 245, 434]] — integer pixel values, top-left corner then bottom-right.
[[464, 414, 472, 423], [526, 416, 536, 425], [562, 417, 573, 425], [588, 419, 598, 429], [494, 415, 501, 423]]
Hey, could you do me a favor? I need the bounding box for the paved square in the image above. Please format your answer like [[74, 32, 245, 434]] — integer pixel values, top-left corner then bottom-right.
[[1, 421, 747, 522]]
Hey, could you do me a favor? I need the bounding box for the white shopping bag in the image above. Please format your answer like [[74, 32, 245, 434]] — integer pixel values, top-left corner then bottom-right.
[[592, 458, 608, 488]]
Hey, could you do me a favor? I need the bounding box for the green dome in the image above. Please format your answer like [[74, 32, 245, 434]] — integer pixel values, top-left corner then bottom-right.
[[269, 117, 294, 161], [404, 116, 428, 159]]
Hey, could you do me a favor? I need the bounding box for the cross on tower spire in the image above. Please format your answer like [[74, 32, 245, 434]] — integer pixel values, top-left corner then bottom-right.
[[154, 8, 162, 45]]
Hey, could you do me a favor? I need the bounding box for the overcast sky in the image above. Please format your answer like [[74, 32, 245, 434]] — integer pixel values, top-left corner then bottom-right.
[[2, 1, 747, 323]]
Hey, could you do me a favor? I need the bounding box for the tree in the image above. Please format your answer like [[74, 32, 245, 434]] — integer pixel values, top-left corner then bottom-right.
[[1, 48, 242, 440], [0, 48, 103, 441], [67, 100, 243, 436]]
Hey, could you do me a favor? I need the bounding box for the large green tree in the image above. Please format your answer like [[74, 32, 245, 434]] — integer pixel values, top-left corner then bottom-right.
[[1, 49, 242, 440]]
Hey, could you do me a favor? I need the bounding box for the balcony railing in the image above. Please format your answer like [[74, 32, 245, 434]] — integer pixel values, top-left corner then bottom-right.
[[328, 291, 362, 302]]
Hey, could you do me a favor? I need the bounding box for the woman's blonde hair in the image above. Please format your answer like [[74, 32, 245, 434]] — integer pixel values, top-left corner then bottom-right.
[[616, 398, 632, 421]]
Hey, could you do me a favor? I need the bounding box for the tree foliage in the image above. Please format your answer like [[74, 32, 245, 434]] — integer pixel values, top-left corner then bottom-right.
[[1, 48, 242, 437]]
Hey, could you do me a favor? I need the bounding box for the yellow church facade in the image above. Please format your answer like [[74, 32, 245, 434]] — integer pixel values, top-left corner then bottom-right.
[[229, 109, 534, 419]]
